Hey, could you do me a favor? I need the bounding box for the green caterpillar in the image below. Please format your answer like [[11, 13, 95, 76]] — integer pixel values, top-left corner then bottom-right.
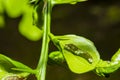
[[64, 43, 93, 63]]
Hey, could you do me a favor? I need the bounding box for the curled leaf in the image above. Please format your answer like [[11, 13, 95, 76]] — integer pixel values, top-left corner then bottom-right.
[[64, 43, 93, 63], [52, 34, 100, 73], [95, 49, 120, 77]]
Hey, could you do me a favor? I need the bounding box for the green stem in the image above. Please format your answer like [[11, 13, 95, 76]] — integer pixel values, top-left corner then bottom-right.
[[36, 0, 51, 80]]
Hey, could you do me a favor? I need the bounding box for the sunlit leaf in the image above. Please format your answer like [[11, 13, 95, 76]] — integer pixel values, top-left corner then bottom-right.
[[111, 49, 120, 62], [95, 49, 120, 77], [19, 5, 43, 41], [0, 0, 43, 41], [0, 67, 6, 80], [52, 0, 87, 5], [2, 0, 29, 18], [0, 54, 34, 79], [53, 35, 100, 73], [63, 50, 93, 73], [0, 54, 34, 72]]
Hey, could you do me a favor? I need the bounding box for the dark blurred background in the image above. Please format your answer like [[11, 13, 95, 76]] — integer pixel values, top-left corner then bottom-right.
[[0, 0, 120, 80]]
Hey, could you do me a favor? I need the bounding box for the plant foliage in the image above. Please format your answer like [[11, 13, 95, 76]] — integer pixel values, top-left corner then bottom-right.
[[0, 0, 120, 80]]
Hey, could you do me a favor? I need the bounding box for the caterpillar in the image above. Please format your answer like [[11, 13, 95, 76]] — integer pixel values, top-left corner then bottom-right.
[[4, 75, 25, 80], [64, 44, 93, 63]]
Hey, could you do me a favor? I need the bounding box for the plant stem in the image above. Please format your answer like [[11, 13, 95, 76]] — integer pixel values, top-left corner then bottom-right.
[[36, 0, 51, 80]]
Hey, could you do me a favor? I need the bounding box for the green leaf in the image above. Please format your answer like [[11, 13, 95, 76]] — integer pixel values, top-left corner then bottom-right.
[[0, 53, 38, 79], [63, 50, 93, 73], [1, 0, 43, 41], [53, 35, 100, 73], [52, 0, 87, 5], [2, 0, 29, 18], [95, 49, 120, 77], [111, 48, 120, 62], [0, 54, 35, 77], [0, 67, 6, 79], [19, 5, 43, 41]]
